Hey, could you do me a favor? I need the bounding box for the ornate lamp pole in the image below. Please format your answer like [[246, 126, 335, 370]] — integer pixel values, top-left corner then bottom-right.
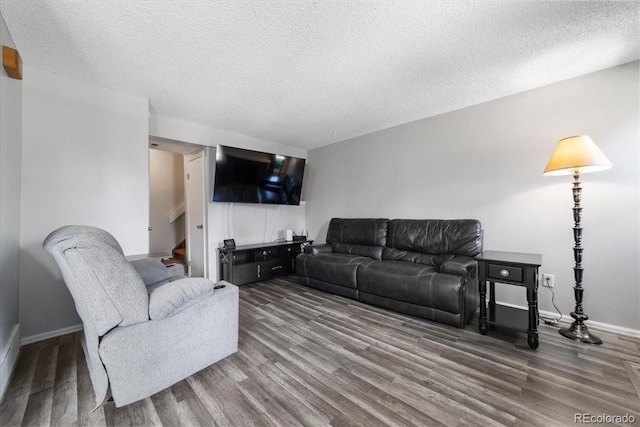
[[543, 135, 611, 345]]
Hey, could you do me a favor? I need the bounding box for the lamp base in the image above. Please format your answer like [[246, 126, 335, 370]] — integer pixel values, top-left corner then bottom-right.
[[559, 314, 602, 345]]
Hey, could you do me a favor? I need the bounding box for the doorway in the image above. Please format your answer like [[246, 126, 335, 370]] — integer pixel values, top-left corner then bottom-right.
[[149, 137, 209, 277], [148, 149, 186, 255]]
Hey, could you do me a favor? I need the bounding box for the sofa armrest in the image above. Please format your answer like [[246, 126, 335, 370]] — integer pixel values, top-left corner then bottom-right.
[[130, 258, 184, 287], [440, 256, 477, 278], [304, 243, 333, 255], [147, 277, 216, 320]]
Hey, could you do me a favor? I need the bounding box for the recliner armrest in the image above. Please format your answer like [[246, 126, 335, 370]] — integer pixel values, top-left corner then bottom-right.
[[304, 243, 333, 255], [131, 258, 184, 287], [440, 256, 477, 278], [147, 277, 218, 320]]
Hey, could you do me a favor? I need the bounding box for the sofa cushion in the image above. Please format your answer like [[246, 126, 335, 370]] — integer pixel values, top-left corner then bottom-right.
[[130, 258, 185, 287], [386, 219, 482, 260], [382, 249, 453, 267], [331, 243, 383, 260], [296, 252, 375, 289], [326, 218, 388, 260], [357, 261, 464, 314]]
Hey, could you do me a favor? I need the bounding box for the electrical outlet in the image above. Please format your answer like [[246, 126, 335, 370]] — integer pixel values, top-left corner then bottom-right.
[[542, 274, 554, 288]]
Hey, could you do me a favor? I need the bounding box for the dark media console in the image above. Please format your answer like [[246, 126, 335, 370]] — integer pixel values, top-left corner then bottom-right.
[[218, 240, 313, 285]]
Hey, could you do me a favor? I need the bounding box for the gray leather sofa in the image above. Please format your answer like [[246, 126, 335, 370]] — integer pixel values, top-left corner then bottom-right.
[[296, 218, 482, 328]]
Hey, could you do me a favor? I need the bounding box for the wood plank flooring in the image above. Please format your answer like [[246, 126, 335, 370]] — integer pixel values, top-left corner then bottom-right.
[[2, 276, 640, 426]]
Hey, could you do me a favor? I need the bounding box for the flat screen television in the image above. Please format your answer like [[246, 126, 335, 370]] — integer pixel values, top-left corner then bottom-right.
[[212, 145, 305, 205]]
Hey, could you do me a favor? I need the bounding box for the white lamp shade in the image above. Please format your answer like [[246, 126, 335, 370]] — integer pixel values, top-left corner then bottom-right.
[[543, 135, 612, 176]]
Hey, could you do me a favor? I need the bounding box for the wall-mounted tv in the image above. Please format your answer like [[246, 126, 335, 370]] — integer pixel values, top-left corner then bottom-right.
[[212, 145, 305, 205]]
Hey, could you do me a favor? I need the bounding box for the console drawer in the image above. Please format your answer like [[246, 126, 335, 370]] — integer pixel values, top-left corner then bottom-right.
[[257, 259, 293, 279], [488, 264, 523, 283]]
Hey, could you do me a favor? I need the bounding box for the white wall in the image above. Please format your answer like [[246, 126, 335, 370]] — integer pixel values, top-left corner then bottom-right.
[[149, 149, 185, 254], [0, 11, 22, 398], [150, 114, 307, 280], [305, 62, 640, 332], [20, 66, 150, 339]]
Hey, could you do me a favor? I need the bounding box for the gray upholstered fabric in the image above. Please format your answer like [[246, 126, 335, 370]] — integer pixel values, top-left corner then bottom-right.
[[43, 224, 125, 255], [43, 226, 141, 408], [43, 233, 125, 337], [65, 245, 149, 327], [79, 323, 110, 409], [148, 277, 215, 320], [44, 226, 149, 328], [131, 258, 184, 287], [99, 283, 239, 407], [43, 225, 239, 408]]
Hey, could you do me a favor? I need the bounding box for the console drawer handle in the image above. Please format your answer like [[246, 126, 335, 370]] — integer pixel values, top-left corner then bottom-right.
[[500, 269, 510, 277], [272, 265, 283, 271]]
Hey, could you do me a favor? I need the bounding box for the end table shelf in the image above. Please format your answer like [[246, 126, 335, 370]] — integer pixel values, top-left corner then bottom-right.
[[487, 304, 530, 332], [476, 250, 542, 349]]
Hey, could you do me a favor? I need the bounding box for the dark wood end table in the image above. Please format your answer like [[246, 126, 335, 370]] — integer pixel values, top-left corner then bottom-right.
[[476, 250, 542, 349]]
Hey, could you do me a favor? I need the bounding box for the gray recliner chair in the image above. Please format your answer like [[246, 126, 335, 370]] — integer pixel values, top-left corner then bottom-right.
[[43, 225, 239, 408]]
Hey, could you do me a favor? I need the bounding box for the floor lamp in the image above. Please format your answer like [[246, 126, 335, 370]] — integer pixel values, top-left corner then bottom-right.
[[543, 135, 612, 345]]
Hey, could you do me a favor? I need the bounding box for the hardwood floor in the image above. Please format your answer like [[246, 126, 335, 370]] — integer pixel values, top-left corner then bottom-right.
[[2, 276, 639, 426]]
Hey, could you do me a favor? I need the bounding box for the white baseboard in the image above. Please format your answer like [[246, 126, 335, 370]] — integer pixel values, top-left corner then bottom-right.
[[496, 301, 640, 338], [20, 324, 83, 346], [583, 318, 640, 338], [0, 324, 21, 402]]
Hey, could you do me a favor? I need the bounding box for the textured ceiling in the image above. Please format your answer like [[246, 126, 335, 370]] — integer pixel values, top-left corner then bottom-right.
[[1, 1, 638, 150]]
